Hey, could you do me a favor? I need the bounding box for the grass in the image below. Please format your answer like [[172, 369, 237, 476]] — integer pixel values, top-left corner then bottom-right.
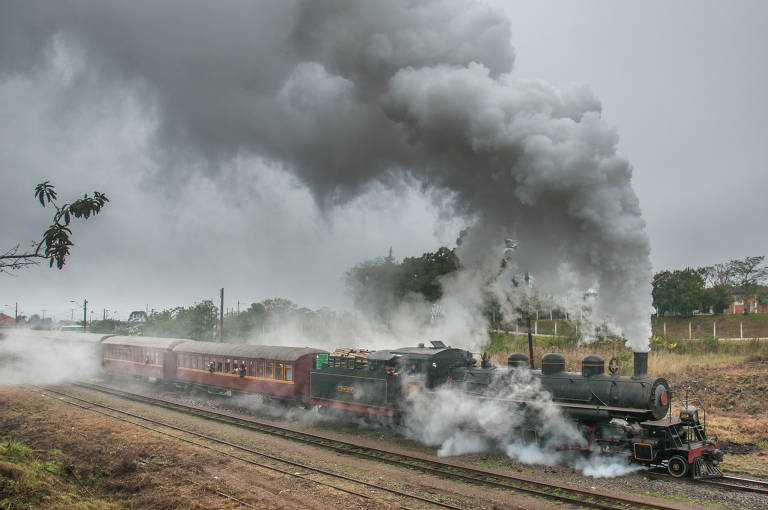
[[486, 331, 768, 377], [652, 313, 768, 339], [646, 490, 724, 508], [0, 437, 118, 510], [720, 454, 768, 478]]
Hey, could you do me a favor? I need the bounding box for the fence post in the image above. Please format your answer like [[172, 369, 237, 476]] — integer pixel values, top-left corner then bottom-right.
[[663, 322, 667, 336], [534, 321, 538, 335], [713, 321, 716, 337], [688, 321, 692, 340], [740, 321, 743, 339], [554, 321, 558, 337]]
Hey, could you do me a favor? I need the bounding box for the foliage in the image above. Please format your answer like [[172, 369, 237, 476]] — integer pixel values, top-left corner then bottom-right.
[[702, 334, 720, 352], [728, 256, 768, 314], [702, 285, 731, 314], [650, 335, 678, 351], [87, 319, 129, 334], [652, 268, 705, 316], [345, 247, 459, 323], [397, 247, 460, 301], [0, 182, 109, 272], [141, 300, 219, 341]]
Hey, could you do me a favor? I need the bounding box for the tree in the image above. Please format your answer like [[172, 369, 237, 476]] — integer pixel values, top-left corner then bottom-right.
[[1, 182, 108, 273], [652, 268, 705, 316], [727, 256, 768, 314], [697, 263, 734, 314], [702, 285, 731, 314], [345, 256, 401, 322], [345, 247, 461, 323], [142, 301, 218, 341], [398, 247, 460, 301]]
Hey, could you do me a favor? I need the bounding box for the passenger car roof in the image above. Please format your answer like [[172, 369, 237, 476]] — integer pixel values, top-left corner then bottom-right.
[[173, 342, 327, 362], [101, 336, 189, 349]]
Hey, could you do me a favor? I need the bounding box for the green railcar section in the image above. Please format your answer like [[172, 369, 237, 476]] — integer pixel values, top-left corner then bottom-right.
[[310, 367, 391, 408]]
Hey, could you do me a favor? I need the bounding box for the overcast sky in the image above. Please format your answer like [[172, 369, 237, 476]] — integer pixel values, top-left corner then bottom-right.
[[1, 1, 766, 322]]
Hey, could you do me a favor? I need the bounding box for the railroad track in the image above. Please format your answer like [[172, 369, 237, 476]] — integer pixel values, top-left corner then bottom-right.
[[647, 471, 768, 496], [55, 381, 691, 510], [29, 384, 464, 510]]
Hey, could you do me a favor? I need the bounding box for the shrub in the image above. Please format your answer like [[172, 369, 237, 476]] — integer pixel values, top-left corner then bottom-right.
[[702, 334, 720, 352]]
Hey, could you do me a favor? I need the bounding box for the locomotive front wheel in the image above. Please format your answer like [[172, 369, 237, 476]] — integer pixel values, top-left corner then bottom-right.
[[667, 455, 688, 477]]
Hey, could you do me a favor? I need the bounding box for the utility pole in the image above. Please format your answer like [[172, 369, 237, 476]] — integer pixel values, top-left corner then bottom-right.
[[83, 299, 88, 332], [219, 288, 224, 342], [524, 271, 535, 369], [41, 309, 47, 320], [14, 302, 18, 327], [526, 311, 535, 369]]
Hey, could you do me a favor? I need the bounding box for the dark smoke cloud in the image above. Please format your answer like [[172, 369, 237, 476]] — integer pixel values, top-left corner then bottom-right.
[[0, 0, 652, 348]]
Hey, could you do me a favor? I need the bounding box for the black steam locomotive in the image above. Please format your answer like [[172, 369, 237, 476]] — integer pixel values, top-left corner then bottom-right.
[[310, 342, 723, 478]]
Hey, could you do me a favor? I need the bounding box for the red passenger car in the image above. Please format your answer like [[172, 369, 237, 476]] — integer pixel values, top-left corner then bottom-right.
[[102, 336, 187, 381], [172, 342, 327, 402]]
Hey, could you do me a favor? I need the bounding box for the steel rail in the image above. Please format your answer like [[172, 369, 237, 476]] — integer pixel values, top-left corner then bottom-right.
[[29, 385, 463, 510], [646, 472, 768, 496], [69, 381, 688, 510]]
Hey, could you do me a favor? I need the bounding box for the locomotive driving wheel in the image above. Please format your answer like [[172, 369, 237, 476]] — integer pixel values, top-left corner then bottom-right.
[[667, 455, 689, 477]]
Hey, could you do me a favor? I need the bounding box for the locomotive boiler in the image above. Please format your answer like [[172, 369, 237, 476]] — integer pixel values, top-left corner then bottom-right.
[[456, 351, 670, 424]]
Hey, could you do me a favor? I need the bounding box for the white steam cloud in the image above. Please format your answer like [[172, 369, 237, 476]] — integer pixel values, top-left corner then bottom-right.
[[0, 0, 652, 349], [0, 330, 102, 385], [403, 368, 642, 477]]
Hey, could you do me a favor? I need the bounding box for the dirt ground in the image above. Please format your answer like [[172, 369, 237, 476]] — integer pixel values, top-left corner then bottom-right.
[[0, 386, 582, 510]]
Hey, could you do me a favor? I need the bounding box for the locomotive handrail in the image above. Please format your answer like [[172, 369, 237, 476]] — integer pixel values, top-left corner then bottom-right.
[[667, 385, 708, 436]]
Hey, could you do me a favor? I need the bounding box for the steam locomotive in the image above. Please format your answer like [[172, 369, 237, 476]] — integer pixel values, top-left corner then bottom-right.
[[310, 341, 723, 478], [18, 331, 722, 478]]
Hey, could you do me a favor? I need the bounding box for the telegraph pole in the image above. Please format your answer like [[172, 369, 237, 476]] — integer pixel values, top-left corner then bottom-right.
[[15, 302, 18, 327], [83, 299, 88, 332], [219, 288, 224, 342], [526, 311, 535, 369]]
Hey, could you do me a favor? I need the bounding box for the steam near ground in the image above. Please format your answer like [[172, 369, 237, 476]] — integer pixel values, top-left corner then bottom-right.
[[402, 367, 643, 478], [0, 330, 101, 385]]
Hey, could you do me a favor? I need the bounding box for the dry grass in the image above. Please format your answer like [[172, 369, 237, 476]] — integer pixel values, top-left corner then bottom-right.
[[487, 331, 768, 378], [720, 454, 768, 478]]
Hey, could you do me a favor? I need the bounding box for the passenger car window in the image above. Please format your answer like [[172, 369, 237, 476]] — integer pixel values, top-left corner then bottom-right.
[[266, 362, 273, 378], [248, 360, 254, 377], [285, 364, 292, 381]]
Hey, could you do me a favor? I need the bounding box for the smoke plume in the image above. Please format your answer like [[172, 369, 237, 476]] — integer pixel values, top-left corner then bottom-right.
[[0, 0, 652, 349]]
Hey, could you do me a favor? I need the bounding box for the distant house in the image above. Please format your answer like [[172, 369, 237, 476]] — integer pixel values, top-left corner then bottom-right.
[[0, 313, 24, 328], [725, 285, 768, 314], [0, 313, 14, 328]]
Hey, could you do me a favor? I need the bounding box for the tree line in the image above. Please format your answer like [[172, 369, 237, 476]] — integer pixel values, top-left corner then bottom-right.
[[652, 256, 768, 317]]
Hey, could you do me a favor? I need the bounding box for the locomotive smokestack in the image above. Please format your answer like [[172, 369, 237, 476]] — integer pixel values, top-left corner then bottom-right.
[[633, 351, 648, 379]]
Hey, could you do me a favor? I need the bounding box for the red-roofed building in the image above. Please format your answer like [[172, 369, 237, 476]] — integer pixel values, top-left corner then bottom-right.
[[0, 313, 16, 328]]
